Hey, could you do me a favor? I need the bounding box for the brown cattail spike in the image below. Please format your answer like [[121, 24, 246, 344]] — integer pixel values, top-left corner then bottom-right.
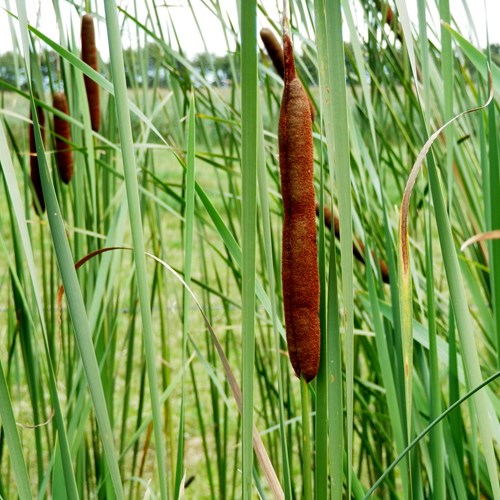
[[81, 14, 100, 132], [376, 1, 402, 41], [260, 28, 285, 79], [261, 27, 316, 122], [385, 5, 394, 25], [279, 33, 320, 383], [29, 105, 46, 214], [317, 203, 390, 283], [52, 92, 74, 184]]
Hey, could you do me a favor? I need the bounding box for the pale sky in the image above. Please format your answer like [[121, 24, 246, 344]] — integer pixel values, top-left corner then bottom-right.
[[0, 0, 498, 59]]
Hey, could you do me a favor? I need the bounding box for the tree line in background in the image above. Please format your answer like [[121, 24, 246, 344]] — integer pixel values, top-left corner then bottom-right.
[[1, 40, 499, 91], [0, 41, 324, 89]]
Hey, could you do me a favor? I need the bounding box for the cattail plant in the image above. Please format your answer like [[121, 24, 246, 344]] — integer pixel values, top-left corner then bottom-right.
[[317, 203, 390, 283], [81, 13, 100, 132], [29, 105, 46, 214], [261, 27, 316, 121], [52, 92, 74, 183], [279, 33, 320, 383]]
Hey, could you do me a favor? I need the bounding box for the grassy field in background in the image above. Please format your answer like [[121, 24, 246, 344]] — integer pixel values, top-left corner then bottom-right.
[[0, 0, 499, 499]]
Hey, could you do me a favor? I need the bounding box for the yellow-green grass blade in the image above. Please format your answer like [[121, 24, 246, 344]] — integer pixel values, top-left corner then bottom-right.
[[321, 1, 354, 494], [315, 138, 328, 500], [424, 213, 445, 500], [103, 1, 167, 498], [416, 0, 431, 120], [257, 97, 292, 497], [485, 63, 500, 372], [300, 377, 313, 500], [342, 0, 379, 173], [366, 244, 407, 493], [326, 228, 343, 499], [398, 188, 413, 448], [0, 352, 31, 499], [174, 92, 196, 499], [439, 0, 454, 206], [446, 24, 500, 89], [313, 0, 343, 495], [239, 0, 258, 496]]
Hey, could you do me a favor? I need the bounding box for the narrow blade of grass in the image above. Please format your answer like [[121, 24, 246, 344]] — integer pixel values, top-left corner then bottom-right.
[[0, 359, 31, 499], [174, 92, 196, 499], [103, 1, 167, 497], [239, 1, 258, 496]]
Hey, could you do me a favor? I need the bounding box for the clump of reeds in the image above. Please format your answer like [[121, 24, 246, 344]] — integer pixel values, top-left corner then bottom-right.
[[261, 27, 316, 122], [52, 92, 74, 184], [29, 105, 46, 214], [317, 203, 390, 283], [81, 13, 100, 132], [279, 33, 320, 383]]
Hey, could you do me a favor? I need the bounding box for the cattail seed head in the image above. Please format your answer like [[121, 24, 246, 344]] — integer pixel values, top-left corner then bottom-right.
[[378, 256, 390, 283], [260, 28, 285, 79], [81, 14, 100, 132], [29, 105, 46, 214], [385, 5, 394, 25], [52, 92, 74, 184], [376, 1, 402, 40], [318, 203, 390, 283], [279, 33, 320, 383], [316, 202, 340, 238]]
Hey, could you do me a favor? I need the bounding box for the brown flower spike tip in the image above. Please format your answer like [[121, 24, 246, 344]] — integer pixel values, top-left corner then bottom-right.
[[81, 14, 100, 132], [279, 33, 320, 383], [29, 105, 46, 215], [52, 92, 74, 184], [260, 28, 316, 122]]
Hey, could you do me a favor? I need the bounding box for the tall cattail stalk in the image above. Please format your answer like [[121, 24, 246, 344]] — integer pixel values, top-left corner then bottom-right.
[[261, 28, 316, 121], [52, 92, 74, 184], [317, 203, 390, 283], [279, 33, 320, 383], [29, 105, 45, 214], [81, 14, 100, 132]]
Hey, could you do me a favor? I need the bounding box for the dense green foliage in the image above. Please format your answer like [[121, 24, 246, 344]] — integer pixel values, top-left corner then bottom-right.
[[0, 0, 499, 498]]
